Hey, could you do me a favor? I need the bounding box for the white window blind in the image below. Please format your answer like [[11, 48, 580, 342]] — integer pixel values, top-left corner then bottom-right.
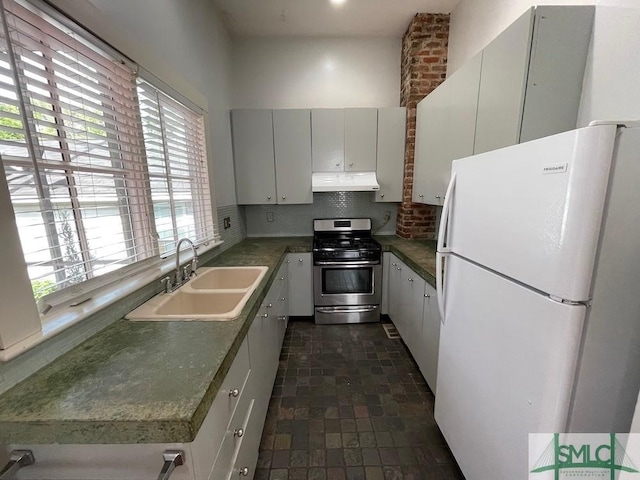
[[137, 79, 216, 255], [0, 0, 217, 302]]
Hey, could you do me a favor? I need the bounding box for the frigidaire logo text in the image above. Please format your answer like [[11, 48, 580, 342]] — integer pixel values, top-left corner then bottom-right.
[[530, 434, 639, 479]]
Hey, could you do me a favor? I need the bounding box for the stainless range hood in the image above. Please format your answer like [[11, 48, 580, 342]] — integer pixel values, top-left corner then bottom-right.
[[312, 171, 380, 192]]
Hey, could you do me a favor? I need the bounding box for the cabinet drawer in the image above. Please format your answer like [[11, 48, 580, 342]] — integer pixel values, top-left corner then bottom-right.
[[229, 398, 261, 480], [209, 384, 254, 480], [190, 339, 251, 479]]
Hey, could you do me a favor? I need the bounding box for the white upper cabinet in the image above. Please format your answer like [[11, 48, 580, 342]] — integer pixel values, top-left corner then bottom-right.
[[474, 6, 594, 154], [273, 109, 313, 204], [413, 5, 594, 206], [344, 108, 378, 172], [311, 109, 345, 172], [413, 52, 482, 206], [231, 110, 277, 205], [375, 107, 406, 203]]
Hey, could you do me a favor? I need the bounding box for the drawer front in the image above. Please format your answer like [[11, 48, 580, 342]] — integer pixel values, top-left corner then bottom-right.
[[209, 384, 254, 480], [191, 339, 251, 479], [229, 398, 261, 480]]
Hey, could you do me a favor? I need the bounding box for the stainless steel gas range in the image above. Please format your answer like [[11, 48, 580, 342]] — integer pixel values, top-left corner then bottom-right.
[[312, 218, 382, 324]]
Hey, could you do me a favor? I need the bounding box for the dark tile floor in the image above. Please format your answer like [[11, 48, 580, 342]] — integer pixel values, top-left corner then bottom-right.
[[255, 318, 465, 480]]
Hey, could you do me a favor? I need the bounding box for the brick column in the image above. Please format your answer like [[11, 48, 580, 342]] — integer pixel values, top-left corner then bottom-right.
[[397, 14, 449, 239]]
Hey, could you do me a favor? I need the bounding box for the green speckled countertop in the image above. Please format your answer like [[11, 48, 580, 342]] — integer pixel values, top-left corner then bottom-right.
[[0, 236, 435, 445]]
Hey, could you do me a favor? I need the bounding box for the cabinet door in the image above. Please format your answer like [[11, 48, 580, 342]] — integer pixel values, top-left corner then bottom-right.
[[344, 108, 378, 172], [413, 52, 482, 206], [519, 6, 594, 144], [387, 255, 404, 334], [413, 85, 448, 205], [420, 282, 441, 394], [273, 109, 313, 204], [311, 109, 344, 172], [473, 8, 534, 154], [398, 263, 426, 362], [375, 107, 406, 203], [287, 253, 313, 316], [231, 110, 277, 204]]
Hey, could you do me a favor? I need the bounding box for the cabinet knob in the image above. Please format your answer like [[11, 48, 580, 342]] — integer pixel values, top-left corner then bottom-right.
[[280, 277, 285, 280], [267, 196, 271, 200], [380, 193, 384, 198], [408, 278, 414, 282], [424, 294, 431, 298], [419, 194, 424, 198], [299, 258, 303, 263], [286, 259, 290, 263], [234, 428, 244, 438], [229, 388, 240, 398], [349, 163, 353, 167], [280, 297, 286, 301], [267, 303, 272, 308], [279, 315, 287, 320], [435, 195, 441, 199], [335, 163, 340, 167], [282, 195, 286, 200], [262, 313, 268, 318], [396, 266, 401, 271], [239, 467, 250, 476]]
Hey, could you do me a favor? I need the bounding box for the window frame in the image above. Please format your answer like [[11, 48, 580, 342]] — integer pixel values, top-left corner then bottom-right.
[[0, 0, 222, 360]]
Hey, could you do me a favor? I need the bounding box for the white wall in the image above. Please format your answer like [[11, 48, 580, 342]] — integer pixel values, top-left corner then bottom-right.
[[448, 0, 640, 126], [49, 0, 238, 206], [231, 37, 401, 109]]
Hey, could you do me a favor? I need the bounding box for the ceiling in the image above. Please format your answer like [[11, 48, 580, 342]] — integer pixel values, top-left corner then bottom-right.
[[212, 0, 461, 37]]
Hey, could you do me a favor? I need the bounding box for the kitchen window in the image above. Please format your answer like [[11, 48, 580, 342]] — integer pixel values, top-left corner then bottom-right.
[[0, 0, 218, 354]]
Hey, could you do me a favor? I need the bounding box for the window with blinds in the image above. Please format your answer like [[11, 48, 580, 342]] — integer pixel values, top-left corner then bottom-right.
[[0, 0, 217, 302], [137, 80, 215, 255]]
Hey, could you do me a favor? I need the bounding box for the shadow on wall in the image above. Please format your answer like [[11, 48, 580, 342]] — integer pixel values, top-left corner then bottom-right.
[[244, 192, 398, 236]]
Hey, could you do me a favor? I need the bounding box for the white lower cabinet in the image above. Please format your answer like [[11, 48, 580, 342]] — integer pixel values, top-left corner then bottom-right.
[[386, 253, 441, 394], [8, 267, 290, 480], [287, 253, 313, 316]]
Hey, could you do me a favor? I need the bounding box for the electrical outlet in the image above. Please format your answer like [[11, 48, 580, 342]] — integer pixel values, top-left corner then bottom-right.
[[223, 217, 231, 229], [266, 212, 274, 222]]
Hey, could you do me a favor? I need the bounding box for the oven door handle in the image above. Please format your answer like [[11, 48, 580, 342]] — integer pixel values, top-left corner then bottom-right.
[[314, 260, 381, 266], [315, 306, 379, 313]]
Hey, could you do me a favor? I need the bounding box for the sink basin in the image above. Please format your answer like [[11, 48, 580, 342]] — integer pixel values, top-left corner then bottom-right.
[[188, 266, 268, 290], [126, 266, 269, 321], [155, 291, 248, 318]]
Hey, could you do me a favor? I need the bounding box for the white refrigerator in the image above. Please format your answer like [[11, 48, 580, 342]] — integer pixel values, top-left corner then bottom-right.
[[434, 123, 640, 480]]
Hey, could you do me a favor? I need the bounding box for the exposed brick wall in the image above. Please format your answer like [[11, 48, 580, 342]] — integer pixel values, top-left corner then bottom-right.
[[397, 14, 449, 239]]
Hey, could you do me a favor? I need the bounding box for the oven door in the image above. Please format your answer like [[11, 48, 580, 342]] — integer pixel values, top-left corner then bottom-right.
[[313, 261, 382, 307]]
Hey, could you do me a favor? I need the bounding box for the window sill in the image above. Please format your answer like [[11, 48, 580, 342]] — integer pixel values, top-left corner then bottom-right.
[[0, 240, 224, 362]]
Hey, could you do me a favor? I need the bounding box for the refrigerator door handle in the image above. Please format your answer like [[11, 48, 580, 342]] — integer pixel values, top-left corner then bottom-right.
[[437, 173, 457, 254], [436, 252, 447, 323]]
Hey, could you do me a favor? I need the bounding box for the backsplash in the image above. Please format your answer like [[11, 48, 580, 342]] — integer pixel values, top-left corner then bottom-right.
[[216, 204, 247, 251], [0, 205, 247, 396], [245, 192, 398, 236]]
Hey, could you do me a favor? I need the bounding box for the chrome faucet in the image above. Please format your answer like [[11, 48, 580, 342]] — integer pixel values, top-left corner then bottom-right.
[[175, 238, 198, 286]]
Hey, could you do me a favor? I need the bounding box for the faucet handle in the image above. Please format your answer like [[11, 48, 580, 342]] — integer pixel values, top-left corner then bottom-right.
[[191, 257, 198, 276], [161, 276, 173, 294]]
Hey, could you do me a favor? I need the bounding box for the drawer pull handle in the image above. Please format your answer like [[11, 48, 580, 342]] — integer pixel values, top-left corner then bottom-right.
[[408, 278, 414, 282], [234, 428, 244, 438], [157, 450, 184, 480], [0, 450, 35, 479], [299, 258, 304, 263], [262, 313, 268, 318], [239, 467, 250, 476], [267, 303, 272, 308], [229, 388, 240, 398]]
